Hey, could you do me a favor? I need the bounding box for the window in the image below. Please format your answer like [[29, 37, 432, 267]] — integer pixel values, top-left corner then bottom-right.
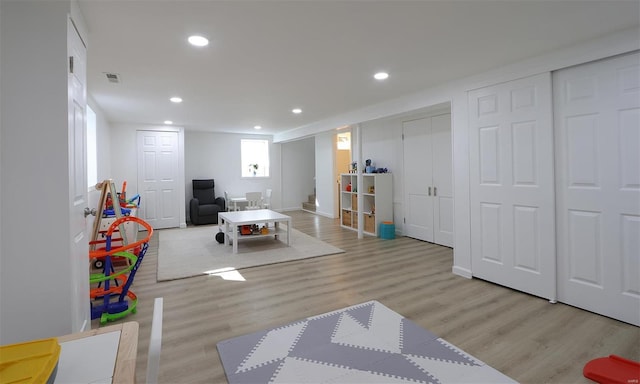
[[337, 132, 351, 150], [87, 105, 97, 188], [241, 139, 269, 177]]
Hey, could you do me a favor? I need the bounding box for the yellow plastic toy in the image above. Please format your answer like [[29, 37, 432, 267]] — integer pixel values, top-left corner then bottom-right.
[[0, 337, 60, 384]]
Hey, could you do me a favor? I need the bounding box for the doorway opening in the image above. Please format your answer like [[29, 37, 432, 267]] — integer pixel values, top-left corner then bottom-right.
[[334, 131, 352, 218]]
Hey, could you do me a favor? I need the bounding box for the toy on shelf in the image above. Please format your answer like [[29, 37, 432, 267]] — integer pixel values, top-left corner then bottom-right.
[[103, 181, 139, 217], [89, 216, 153, 324], [91, 180, 130, 251]]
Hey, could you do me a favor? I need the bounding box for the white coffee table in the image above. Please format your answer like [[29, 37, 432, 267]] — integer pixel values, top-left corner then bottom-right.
[[218, 209, 291, 254]]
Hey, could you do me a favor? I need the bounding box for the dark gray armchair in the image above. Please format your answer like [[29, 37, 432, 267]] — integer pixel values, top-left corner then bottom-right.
[[189, 179, 225, 225]]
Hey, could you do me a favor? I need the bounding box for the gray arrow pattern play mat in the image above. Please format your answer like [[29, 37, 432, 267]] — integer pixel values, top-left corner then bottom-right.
[[217, 301, 517, 383]]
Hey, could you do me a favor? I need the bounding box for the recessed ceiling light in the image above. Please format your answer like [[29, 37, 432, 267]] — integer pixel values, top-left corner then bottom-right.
[[188, 35, 209, 47], [254, 125, 262, 130], [292, 108, 302, 114], [169, 97, 182, 103], [374, 72, 389, 80], [164, 120, 173, 125]]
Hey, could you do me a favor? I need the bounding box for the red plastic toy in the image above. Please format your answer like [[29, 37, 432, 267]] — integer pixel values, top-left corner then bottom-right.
[[583, 355, 640, 384]]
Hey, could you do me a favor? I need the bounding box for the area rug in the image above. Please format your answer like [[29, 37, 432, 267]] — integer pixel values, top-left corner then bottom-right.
[[157, 225, 344, 281], [217, 301, 517, 384]]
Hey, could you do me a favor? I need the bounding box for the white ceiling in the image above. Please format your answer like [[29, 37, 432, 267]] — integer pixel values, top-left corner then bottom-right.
[[78, 0, 639, 136]]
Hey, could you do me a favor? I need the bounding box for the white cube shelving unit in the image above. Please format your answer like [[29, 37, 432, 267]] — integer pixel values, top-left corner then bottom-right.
[[340, 173, 392, 236]]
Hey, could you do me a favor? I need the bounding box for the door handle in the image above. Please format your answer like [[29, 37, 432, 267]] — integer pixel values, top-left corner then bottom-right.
[[84, 207, 97, 217], [434, 187, 437, 196], [428, 187, 431, 196]]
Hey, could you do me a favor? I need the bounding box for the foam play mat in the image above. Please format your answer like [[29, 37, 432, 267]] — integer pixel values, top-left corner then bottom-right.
[[217, 300, 516, 383]]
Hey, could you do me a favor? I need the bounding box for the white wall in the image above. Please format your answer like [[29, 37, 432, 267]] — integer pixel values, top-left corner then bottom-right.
[[1, 6, 635, 344], [358, 117, 404, 229], [450, 29, 639, 278], [314, 132, 335, 218], [357, 105, 452, 233], [0, 3, 3, 324], [184, 131, 282, 217], [276, 27, 640, 279], [109, 123, 186, 227], [0, 0, 83, 344], [108, 124, 146, 197], [87, 97, 112, 213], [109, 126, 304, 220], [108, 126, 284, 225], [281, 137, 315, 211], [93, 101, 113, 183]]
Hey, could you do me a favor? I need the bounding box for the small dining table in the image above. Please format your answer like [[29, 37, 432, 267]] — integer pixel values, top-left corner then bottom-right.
[[228, 196, 247, 211]]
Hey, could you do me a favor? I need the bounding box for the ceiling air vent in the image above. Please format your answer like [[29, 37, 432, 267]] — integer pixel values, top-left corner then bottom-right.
[[104, 72, 121, 83]]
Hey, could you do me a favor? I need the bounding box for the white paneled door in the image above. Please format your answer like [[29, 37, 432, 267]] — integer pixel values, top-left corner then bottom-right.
[[554, 52, 640, 326], [402, 114, 453, 247], [403, 117, 434, 242], [137, 130, 180, 229], [468, 73, 557, 301], [68, 19, 90, 332], [432, 114, 454, 247]]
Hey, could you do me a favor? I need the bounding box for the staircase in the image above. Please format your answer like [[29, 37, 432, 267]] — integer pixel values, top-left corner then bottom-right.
[[302, 192, 316, 212]]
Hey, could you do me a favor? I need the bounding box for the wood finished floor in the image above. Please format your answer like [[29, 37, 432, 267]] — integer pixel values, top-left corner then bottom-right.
[[105, 210, 639, 383]]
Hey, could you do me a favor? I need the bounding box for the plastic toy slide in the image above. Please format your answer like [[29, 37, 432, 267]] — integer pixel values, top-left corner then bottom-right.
[[583, 355, 640, 384]]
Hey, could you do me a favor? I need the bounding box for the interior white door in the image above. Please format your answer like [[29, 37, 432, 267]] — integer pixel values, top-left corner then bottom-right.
[[403, 115, 454, 246], [468, 73, 557, 301], [554, 52, 640, 326], [403, 117, 434, 241], [432, 114, 454, 247], [68, 19, 90, 331], [137, 130, 180, 229]]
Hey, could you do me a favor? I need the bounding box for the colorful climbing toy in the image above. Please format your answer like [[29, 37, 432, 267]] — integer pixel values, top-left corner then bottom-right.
[[89, 216, 153, 324]]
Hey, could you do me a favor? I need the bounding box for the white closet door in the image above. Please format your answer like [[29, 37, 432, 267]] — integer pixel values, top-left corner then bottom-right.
[[137, 130, 180, 229], [468, 73, 556, 301], [554, 52, 640, 326], [403, 117, 434, 241], [432, 114, 453, 247]]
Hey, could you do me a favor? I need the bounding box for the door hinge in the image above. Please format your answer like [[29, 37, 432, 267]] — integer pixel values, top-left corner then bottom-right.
[[69, 56, 74, 74], [401, 133, 404, 140], [403, 217, 406, 224]]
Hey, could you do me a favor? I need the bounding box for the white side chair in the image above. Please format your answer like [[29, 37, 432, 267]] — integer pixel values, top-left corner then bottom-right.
[[262, 189, 272, 209], [224, 191, 237, 211], [245, 191, 262, 210], [146, 297, 163, 384]]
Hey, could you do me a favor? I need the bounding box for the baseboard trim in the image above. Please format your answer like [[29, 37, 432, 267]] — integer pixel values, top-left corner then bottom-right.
[[281, 207, 303, 212], [452, 266, 472, 279], [312, 210, 335, 219], [280, 207, 336, 219], [80, 318, 89, 332]]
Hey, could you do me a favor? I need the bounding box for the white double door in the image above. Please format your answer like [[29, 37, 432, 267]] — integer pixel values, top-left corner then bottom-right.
[[468, 52, 640, 325], [403, 113, 453, 247]]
